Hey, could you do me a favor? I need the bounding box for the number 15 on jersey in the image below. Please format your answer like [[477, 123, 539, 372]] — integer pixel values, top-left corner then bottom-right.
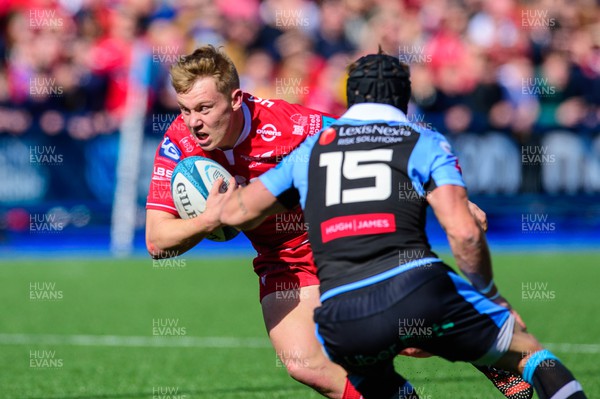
[[319, 149, 394, 206]]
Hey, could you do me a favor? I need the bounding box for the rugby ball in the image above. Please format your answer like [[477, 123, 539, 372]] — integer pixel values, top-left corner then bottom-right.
[[171, 156, 239, 242]]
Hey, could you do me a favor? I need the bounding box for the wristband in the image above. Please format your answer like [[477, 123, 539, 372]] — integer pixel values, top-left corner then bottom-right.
[[479, 279, 495, 295], [486, 291, 501, 301]]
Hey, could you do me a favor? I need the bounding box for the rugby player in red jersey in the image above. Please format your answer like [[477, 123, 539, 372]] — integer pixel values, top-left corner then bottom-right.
[[146, 45, 359, 399], [146, 45, 531, 399]]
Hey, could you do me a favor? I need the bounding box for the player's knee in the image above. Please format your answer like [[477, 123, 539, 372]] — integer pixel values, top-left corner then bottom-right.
[[525, 334, 544, 351], [518, 338, 546, 368], [281, 354, 330, 389], [498, 330, 545, 373], [513, 330, 544, 353], [284, 358, 320, 384]]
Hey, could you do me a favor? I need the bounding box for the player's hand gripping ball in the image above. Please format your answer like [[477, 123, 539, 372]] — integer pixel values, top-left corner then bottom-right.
[[171, 156, 239, 242]]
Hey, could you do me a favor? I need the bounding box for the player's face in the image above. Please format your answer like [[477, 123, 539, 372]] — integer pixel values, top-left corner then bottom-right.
[[177, 77, 242, 151]]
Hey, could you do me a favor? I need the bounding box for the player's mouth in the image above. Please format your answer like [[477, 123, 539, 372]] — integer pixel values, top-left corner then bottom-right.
[[195, 132, 211, 146]]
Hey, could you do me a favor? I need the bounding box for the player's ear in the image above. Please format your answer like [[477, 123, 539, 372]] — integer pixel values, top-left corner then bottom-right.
[[231, 89, 243, 111]]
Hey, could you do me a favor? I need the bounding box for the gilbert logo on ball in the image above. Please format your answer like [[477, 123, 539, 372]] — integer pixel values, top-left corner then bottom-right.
[[171, 156, 239, 242]]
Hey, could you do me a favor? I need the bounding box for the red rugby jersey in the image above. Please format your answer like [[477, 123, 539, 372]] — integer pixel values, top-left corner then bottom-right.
[[146, 92, 337, 275]]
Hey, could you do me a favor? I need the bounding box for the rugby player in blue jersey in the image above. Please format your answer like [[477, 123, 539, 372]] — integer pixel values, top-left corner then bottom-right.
[[217, 52, 586, 399]]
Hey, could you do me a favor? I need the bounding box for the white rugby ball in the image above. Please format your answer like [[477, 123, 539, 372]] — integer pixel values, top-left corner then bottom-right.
[[171, 156, 239, 242]]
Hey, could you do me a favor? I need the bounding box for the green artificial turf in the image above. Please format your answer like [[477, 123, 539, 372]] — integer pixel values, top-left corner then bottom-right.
[[0, 253, 598, 398]]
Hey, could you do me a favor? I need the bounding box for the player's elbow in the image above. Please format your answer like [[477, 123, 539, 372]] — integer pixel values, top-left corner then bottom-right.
[[145, 214, 171, 259], [447, 221, 483, 248], [145, 234, 177, 259], [146, 238, 162, 259]]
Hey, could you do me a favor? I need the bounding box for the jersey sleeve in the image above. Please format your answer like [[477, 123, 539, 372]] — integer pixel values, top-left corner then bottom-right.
[[259, 133, 319, 209], [407, 131, 465, 196], [145, 137, 180, 216]]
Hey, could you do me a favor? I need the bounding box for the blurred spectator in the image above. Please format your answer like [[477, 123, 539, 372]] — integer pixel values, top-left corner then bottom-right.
[[357, 2, 404, 54], [304, 52, 348, 116], [86, 7, 137, 120], [272, 29, 324, 104], [240, 49, 277, 99], [313, 0, 355, 58], [467, 0, 529, 63], [0, 0, 598, 206]]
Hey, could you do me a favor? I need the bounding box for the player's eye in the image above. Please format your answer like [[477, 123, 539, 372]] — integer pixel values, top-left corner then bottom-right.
[[180, 107, 190, 115]]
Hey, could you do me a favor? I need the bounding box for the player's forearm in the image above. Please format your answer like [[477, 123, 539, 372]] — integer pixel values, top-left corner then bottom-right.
[[221, 180, 283, 231], [447, 225, 497, 296], [428, 185, 499, 297], [146, 216, 218, 258], [221, 189, 268, 231]]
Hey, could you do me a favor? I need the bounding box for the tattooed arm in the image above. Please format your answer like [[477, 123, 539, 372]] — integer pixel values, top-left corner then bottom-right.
[[220, 178, 286, 231]]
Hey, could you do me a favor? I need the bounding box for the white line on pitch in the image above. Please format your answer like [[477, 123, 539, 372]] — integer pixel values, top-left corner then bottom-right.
[[0, 333, 272, 348], [545, 343, 600, 354], [0, 334, 598, 354]]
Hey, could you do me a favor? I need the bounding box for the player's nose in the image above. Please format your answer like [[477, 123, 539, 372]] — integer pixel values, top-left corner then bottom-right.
[[189, 113, 203, 129]]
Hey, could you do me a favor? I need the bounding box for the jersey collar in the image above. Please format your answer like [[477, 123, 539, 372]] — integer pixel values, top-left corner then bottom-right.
[[218, 101, 252, 165], [233, 101, 252, 148], [341, 103, 409, 122]]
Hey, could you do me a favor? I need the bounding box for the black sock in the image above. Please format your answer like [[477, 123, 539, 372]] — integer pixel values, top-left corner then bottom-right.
[[524, 350, 586, 399]]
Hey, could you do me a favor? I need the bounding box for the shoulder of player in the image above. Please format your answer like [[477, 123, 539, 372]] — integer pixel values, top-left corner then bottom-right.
[[245, 94, 330, 145], [415, 125, 446, 141], [411, 125, 455, 157], [243, 92, 296, 108], [243, 92, 326, 120]]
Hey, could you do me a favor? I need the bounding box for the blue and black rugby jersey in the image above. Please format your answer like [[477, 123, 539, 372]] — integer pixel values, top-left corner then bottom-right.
[[259, 103, 466, 298]]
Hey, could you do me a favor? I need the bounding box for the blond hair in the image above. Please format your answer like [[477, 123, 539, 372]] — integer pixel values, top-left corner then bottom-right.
[[170, 45, 240, 95]]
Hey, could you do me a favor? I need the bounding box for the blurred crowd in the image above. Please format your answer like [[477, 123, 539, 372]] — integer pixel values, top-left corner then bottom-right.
[[1, 0, 599, 198]]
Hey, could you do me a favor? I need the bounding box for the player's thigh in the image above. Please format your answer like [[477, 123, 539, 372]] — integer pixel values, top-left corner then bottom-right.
[[408, 268, 514, 364], [261, 284, 324, 360], [314, 297, 403, 374]]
